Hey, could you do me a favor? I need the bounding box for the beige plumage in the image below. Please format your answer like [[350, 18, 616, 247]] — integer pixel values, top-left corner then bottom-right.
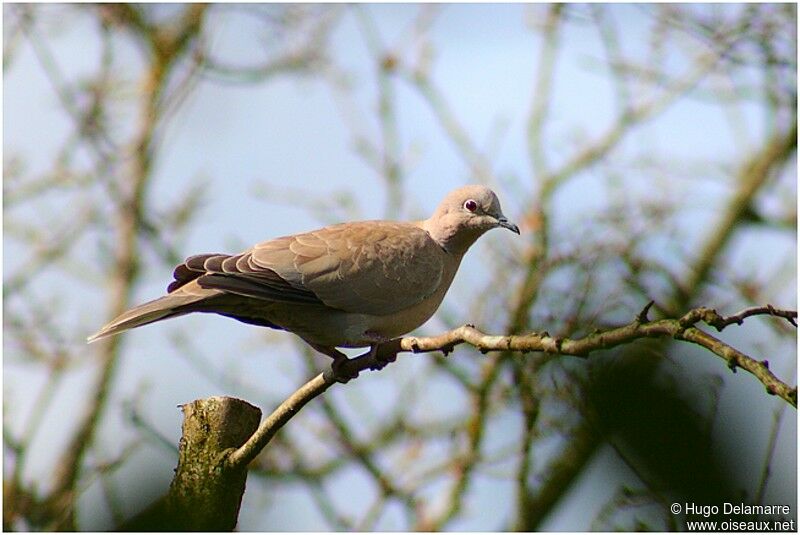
[[88, 185, 519, 367]]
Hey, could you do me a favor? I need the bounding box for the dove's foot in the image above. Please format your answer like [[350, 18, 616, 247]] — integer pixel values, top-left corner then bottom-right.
[[358, 339, 399, 371], [356, 331, 402, 370], [309, 339, 399, 382], [330, 354, 359, 384], [371, 342, 398, 369]]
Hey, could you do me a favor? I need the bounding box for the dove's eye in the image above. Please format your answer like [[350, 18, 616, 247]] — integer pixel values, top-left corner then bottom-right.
[[464, 199, 478, 212]]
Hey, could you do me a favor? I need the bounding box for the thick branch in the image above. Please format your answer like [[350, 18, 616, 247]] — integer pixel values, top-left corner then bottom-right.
[[166, 397, 259, 531], [122, 397, 261, 531]]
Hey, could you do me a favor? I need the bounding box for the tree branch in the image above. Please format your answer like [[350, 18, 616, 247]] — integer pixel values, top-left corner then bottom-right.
[[391, 304, 797, 408], [121, 397, 261, 531], [223, 302, 795, 478], [227, 374, 333, 469]]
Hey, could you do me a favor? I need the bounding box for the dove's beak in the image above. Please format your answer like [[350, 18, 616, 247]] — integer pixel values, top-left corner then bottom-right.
[[496, 216, 520, 234]]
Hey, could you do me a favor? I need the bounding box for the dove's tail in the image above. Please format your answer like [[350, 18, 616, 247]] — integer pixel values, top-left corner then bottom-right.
[[87, 292, 209, 343]]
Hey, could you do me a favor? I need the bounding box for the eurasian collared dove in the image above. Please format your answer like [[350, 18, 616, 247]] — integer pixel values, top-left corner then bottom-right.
[[88, 185, 519, 372]]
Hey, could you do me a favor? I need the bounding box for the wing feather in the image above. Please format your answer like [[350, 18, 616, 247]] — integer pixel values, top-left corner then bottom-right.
[[252, 221, 444, 316], [166, 221, 445, 316]]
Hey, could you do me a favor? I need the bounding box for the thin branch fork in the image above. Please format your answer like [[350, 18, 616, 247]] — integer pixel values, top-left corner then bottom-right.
[[227, 302, 796, 473]]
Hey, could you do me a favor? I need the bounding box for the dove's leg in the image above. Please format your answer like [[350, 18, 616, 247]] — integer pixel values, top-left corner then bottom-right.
[[307, 342, 347, 361], [344, 342, 395, 372], [306, 336, 399, 382], [307, 342, 359, 382]]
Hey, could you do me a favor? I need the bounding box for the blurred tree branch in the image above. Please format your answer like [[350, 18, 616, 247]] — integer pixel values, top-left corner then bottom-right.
[[4, 3, 795, 531], [3, 4, 340, 530], [44, 7, 209, 529]]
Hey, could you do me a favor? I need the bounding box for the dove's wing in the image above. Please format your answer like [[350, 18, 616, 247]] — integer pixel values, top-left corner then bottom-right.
[[171, 221, 445, 317]]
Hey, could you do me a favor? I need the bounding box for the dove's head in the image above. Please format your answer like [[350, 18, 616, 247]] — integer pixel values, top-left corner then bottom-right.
[[425, 185, 519, 255]]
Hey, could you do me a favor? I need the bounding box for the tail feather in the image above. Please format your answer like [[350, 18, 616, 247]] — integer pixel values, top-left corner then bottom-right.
[[87, 293, 209, 343]]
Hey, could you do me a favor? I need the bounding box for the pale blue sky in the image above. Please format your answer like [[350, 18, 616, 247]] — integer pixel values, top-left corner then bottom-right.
[[4, 4, 796, 530]]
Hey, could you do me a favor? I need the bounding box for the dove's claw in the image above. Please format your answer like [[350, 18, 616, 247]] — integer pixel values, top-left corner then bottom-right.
[[375, 345, 398, 366], [331, 355, 359, 383], [361, 334, 399, 364]]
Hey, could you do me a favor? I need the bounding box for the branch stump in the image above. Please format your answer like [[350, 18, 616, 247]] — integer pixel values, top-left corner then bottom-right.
[[165, 396, 261, 530]]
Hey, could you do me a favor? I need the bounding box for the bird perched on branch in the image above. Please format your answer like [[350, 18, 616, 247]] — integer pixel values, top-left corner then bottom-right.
[[89, 185, 519, 378]]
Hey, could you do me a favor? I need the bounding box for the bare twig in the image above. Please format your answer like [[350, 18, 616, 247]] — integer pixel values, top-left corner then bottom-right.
[[679, 305, 798, 331]]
